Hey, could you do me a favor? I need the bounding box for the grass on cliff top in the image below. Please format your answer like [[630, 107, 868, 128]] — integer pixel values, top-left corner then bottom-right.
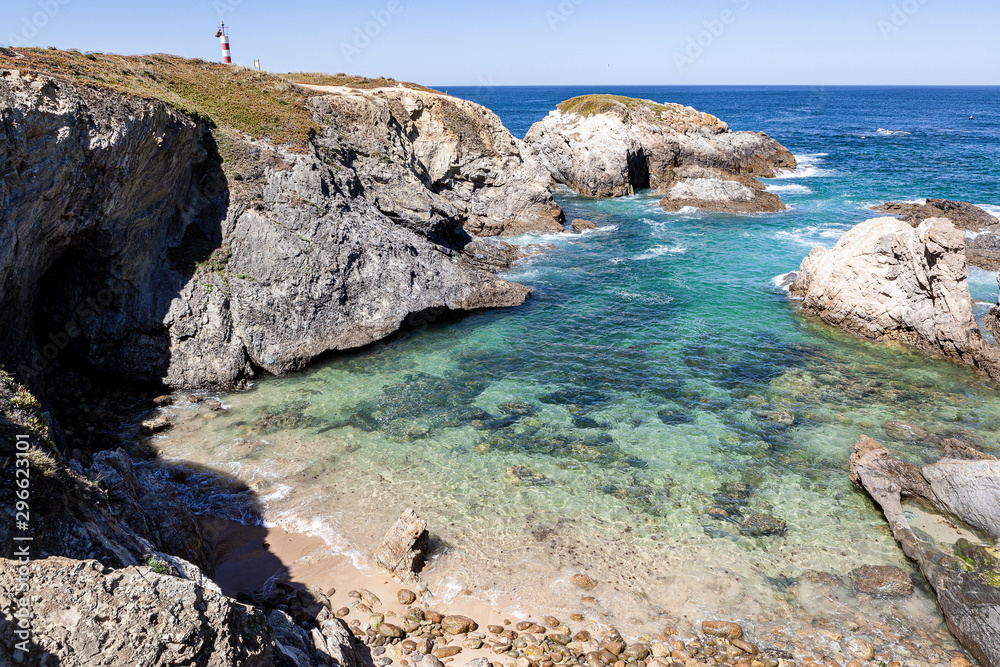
[[285, 71, 442, 95], [557, 94, 722, 128], [0, 47, 321, 149]]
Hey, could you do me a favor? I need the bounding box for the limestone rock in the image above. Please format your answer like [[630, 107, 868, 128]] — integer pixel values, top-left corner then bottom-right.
[[571, 218, 598, 232], [0, 557, 272, 666], [849, 435, 1000, 666], [525, 94, 795, 213], [374, 508, 429, 581], [0, 69, 537, 391], [304, 84, 565, 238], [790, 216, 1000, 383]]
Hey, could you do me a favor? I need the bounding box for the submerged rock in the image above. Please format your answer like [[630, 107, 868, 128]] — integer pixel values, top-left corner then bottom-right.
[[849, 434, 1000, 666], [524, 94, 795, 213], [849, 565, 914, 597], [738, 514, 788, 537], [882, 420, 929, 442], [790, 216, 1000, 383], [571, 218, 598, 232]]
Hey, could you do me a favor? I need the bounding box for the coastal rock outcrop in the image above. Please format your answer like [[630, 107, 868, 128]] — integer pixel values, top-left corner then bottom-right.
[[874, 199, 1000, 269], [302, 83, 565, 238], [0, 58, 554, 391], [849, 435, 1000, 667], [0, 556, 367, 667], [0, 557, 273, 666], [524, 94, 795, 213], [790, 216, 1000, 382]]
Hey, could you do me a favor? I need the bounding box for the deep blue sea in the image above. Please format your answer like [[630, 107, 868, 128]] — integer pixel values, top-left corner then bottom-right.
[[158, 87, 1000, 654]]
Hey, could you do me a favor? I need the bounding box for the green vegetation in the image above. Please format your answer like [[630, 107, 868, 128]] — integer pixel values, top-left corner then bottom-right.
[[285, 71, 441, 95], [0, 48, 321, 149], [556, 94, 721, 129], [145, 556, 170, 575]]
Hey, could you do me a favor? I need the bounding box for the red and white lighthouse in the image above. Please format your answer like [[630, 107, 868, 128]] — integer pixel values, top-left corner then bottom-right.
[[215, 22, 232, 64]]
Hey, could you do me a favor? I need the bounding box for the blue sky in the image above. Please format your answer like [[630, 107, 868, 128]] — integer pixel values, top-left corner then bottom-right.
[[4, 0, 998, 85]]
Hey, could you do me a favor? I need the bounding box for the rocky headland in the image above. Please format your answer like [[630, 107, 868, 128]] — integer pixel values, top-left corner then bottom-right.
[[0, 51, 561, 393], [524, 95, 796, 213], [790, 216, 1000, 383]]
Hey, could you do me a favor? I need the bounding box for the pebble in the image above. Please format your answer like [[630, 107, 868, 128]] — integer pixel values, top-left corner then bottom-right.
[[433, 646, 462, 659], [441, 615, 477, 635], [570, 614, 584, 622], [336, 607, 351, 618], [544, 616, 560, 628], [571, 574, 598, 591], [488, 625, 504, 634], [398, 589, 417, 605], [701, 621, 743, 640], [360, 589, 382, 607], [847, 639, 875, 660]]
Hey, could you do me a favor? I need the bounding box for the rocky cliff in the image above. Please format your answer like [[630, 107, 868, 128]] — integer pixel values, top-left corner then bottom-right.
[[790, 216, 1000, 382], [850, 435, 1000, 667], [0, 51, 561, 392], [524, 94, 796, 213]]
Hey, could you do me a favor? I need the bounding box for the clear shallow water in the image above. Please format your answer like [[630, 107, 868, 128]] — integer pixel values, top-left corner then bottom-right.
[[154, 87, 1000, 656]]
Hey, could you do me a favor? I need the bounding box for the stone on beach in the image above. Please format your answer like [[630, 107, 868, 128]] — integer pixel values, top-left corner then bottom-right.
[[374, 508, 429, 581]]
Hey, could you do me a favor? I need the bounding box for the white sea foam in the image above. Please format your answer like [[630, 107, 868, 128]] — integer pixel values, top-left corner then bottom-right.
[[774, 224, 848, 248], [771, 272, 801, 298], [766, 184, 812, 195], [632, 245, 687, 260], [976, 204, 1000, 219], [876, 128, 912, 136], [773, 153, 833, 180]]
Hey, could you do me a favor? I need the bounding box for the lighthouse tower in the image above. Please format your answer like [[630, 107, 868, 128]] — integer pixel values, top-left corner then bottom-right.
[[215, 22, 232, 64]]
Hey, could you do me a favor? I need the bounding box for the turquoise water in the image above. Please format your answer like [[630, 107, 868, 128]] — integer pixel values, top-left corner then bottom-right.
[[154, 87, 1000, 655]]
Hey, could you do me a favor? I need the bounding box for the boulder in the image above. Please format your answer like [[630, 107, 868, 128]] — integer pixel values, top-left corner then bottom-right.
[[374, 508, 429, 581], [0, 557, 272, 666], [849, 435, 1000, 666], [525, 94, 795, 213], [571, 218, 598, 232], [790, 216, 1000, 383]]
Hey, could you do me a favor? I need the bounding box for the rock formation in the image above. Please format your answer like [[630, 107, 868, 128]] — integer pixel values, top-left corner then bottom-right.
[[874, 199, 1000, 269], [524, 94, 795, 213], [0, 59, 561, 392], [790, 216, 1000, 382], [849, 435, 1000, 667], [374, 508, 429, 582], [874, 199, 999, 232]]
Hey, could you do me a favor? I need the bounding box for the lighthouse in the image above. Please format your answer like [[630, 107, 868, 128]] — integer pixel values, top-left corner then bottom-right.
[[215, 22, 232, 64]]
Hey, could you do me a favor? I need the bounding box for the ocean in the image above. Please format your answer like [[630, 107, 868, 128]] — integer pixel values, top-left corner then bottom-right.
[[153, 86, 1000, 654]]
